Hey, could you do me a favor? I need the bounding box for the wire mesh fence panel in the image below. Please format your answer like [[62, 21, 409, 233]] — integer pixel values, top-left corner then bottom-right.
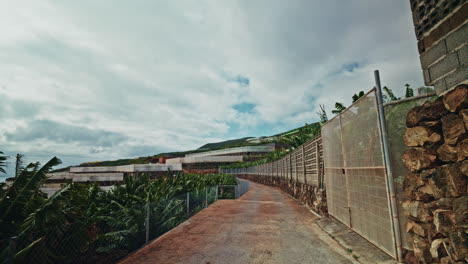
[[384, 95, 437, 250], [10, 226, 96, 264], [322, 89, 396, 258], [322, 116, 349, 226], [188, 189, 208, 217], [218, 185, 236, 199], [207, 186, 218, 205], [237, 180, 250, 197]]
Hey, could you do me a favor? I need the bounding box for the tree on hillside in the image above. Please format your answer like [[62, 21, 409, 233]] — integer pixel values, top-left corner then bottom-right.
[[15, 153, 25, 177], [331, 102, 346, 114], [417, 86, 434, 95], [352, 91, 365, 103], [383, 86, 400, 102], [316, 104, 328, 124], [405, 84, 414, 98], [0, 151, 8, 174]]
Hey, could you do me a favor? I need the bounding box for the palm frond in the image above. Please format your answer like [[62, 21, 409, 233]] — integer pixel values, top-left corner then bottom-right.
[[0, 151, 9, 174]]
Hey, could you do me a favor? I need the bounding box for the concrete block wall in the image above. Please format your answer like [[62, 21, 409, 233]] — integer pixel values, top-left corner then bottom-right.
[[410, 0, 467, 94]]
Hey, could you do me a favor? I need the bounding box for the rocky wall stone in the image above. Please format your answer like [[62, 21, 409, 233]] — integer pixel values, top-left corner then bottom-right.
[[402, 84, 468, 263]]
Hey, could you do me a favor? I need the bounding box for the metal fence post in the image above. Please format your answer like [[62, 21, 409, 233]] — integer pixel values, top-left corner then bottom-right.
[[302, 145, 307, 184], [205, 188, 208, 208], [216, 185, 219, 201], [9, 236, 17, 264], [375, 70, 403, 263], [186, 192, 190, 217], [316, 141, 321, 187], [145, 203, 150, 244]]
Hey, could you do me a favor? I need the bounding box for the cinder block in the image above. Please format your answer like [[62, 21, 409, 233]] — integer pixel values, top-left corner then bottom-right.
[[458, 44, 468, 66], [448, 3, 468, 30], [429, 52, 460, 81], [420, 40, 448, 69], [434, 78, 447, 95], [446, 23, 468, 51], [423, 69, 431, 85], [424, 19, 452, 50], [418, 39, 426, 54], [444, 67, 468, 89]]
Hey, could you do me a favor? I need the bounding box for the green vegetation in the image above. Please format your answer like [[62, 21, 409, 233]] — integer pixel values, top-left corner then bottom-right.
[[14, 154, 24, 178], [0, 152, 7, 174], [331, 102, 346, 114], [0, 154, 237, 263], [352, 91, 365, 103], [220, 150, 289, 169], [198, 137, 254, 150], [383, 86, 399, 102], [221, 123, 321, 169], [67, 122, 320, 170], [316, 104, 328, 125], [272, 122, 319, 137], [383, 84, 434, 103]]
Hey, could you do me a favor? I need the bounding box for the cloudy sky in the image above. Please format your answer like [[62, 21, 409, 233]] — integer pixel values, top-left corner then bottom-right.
[[0, 0, 424, 176]]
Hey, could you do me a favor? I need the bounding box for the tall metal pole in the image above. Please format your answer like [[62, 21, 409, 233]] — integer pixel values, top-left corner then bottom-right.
[[374, 70, 403, 263]]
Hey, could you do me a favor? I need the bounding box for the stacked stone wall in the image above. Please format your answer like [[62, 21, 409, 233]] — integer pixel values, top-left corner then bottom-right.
[[402, 85, 467, 263]]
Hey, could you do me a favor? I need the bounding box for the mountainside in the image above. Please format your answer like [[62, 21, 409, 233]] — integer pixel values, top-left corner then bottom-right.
[[70, 122, 320, 169], [198, 137, 254, 150]]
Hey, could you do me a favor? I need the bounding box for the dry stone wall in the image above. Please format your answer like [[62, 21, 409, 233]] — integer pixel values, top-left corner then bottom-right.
[[402, 84, 467, 263]]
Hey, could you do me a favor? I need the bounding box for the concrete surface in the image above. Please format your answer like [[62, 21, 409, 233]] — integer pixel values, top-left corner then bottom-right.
[[69, 163, 182, 173], [120, 181, 358, 264], [185, 143, 275, 158], [165, 155, 243, 164], [316, 218, 397, 264]]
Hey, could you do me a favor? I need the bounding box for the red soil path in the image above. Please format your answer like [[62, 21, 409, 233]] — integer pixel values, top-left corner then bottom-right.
[[119, 181, 356, 264]]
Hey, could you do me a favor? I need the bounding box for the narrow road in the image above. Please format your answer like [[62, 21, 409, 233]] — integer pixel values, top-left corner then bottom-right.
[[120, 181, 357, 264]]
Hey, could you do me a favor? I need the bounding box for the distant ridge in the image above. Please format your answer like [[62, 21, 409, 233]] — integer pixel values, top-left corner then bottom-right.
[[54, 122, 319, 170], [197, 137, 254, 150]]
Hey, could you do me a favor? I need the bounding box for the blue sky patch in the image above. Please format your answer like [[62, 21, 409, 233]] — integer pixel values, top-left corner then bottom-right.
[[233, 102, 256, 113]]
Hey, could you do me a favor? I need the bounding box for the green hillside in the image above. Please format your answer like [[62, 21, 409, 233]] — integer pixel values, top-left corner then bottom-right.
[[197, 137, 254, 150], [64, 122, 320, 169]]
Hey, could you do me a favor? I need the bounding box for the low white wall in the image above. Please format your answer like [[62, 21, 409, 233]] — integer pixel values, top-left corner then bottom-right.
[[185, 143, 275, 158], [166, 155, 243, 164], [72, 173, 124, 182], [70, 164, 182, 173]]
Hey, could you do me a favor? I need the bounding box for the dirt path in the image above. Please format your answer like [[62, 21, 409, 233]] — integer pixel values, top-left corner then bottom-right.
[[120, 181, 357, 264]]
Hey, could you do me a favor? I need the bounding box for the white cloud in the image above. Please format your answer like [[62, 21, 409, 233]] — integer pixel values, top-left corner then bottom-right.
[[0, 0, 424, 174]]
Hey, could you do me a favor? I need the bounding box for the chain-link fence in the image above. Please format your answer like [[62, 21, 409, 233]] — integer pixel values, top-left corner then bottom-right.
[[322, 89, 396, 257], [220, 135, 323, 187], [383, 93, 436, 250], [218, 180, 250, 199], [4, 181, 249, 264]]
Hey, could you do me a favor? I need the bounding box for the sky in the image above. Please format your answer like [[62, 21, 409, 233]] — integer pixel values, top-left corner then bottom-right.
[[0, 0, 424, 177]]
